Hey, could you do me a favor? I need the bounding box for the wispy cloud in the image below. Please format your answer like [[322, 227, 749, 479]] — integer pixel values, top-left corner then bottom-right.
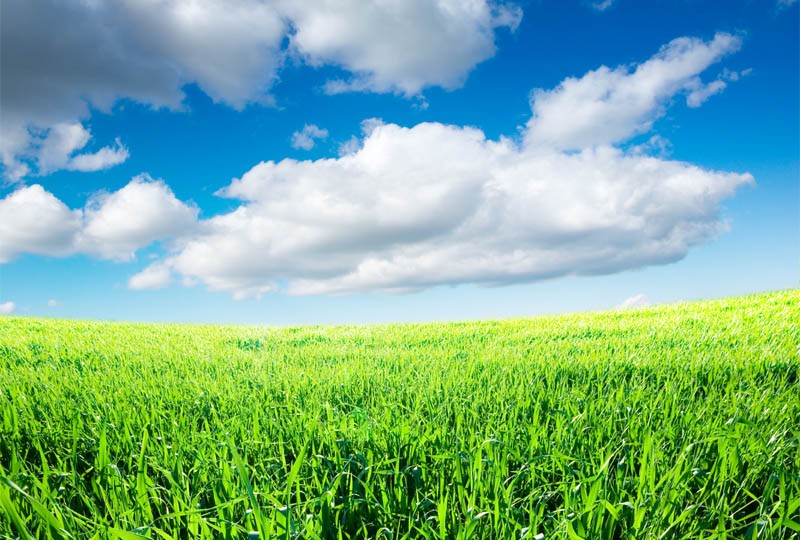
[[291, 124, 329, 150]]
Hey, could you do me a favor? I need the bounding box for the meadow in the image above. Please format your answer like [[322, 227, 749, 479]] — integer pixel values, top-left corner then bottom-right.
[[0, 290, 798, 539]]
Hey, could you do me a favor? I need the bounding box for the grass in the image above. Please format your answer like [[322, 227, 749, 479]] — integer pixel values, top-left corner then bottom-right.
[[0, 289, 798, 539]]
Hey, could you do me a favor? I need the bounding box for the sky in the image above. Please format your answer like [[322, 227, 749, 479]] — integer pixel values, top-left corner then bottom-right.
[[0, 0, 797, 324]]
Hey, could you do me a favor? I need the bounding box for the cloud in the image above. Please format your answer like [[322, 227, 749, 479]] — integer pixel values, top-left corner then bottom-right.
[[0, 175, 197, 263], [2, 123, 129, 181], [36, 123, 129, 174], [525, 33, 741, 150], [47, 299, 59, 307], [284, 0, 522, 96], [778, 0, 797, 8], [128, 263, 173, 290], [618, 293, 650, 309], [155, 122, 748, 297], [685, 66, 752, 108], [0, 301, 15, 314], [291, 124, 329, 150], [1, 0, 521, 179], [80, 174, 198, 261], [685, 80, 728, 108], [0, 184, 83, 262]]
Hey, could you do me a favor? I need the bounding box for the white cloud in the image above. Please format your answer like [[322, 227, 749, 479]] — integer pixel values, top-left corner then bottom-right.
[[0, 301, 15, 314], [1, 0, 521, 179], [68, 139, 130, 172], [283, 0, 522, 96], [36, 123, 129, 174], [47, 299, 59, 307], [525, 33, 741, 150], [618, 293, 650, 309], [0, 175, 197, 263], [685, 79, 728, 108], [0, 184, 83, 262], [1, 122, 129, 181], [156, 120, 750, 297], [80, 174, 198, 261], [685, 66, 753, 108], [36, 123, 90, 173], [128, 263, 172, 290], [291, 124, 329, 150]]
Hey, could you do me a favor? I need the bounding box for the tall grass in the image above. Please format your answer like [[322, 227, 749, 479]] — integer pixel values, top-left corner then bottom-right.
[[1, 290, 798, 539]]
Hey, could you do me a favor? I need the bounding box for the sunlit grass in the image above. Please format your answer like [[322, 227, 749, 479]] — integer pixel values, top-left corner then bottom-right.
[[1, 290, 798, 539]]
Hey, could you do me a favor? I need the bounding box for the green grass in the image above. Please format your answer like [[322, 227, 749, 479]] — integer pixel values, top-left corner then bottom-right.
[[1, 290, 798, 539]]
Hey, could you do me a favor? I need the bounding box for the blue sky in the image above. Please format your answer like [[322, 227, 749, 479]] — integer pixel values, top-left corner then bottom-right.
[[0, 0, 797, 323]]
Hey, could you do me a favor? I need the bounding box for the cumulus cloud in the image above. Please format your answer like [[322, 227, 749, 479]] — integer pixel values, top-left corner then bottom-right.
[[148, 121, 748, 297], [0, 175, 197, 263], [0, 301, 16, 315], [121, 33, 750, 298], [283, 0, 522, 95], [618, 294, 650, 309], [1, 0, 520, 179], [80, 174, 198, 261], [0, 185, 83, 262], [525, 33, 742, 150], [291, 124, 329, 150]]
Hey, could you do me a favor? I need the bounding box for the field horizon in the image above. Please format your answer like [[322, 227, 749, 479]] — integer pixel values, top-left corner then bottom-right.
[[2, 289, 799, 539], [2, 287, 796, 329]]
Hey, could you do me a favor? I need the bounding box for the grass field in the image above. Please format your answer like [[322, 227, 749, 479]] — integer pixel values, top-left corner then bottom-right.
[[1, 290, 798, 539]]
